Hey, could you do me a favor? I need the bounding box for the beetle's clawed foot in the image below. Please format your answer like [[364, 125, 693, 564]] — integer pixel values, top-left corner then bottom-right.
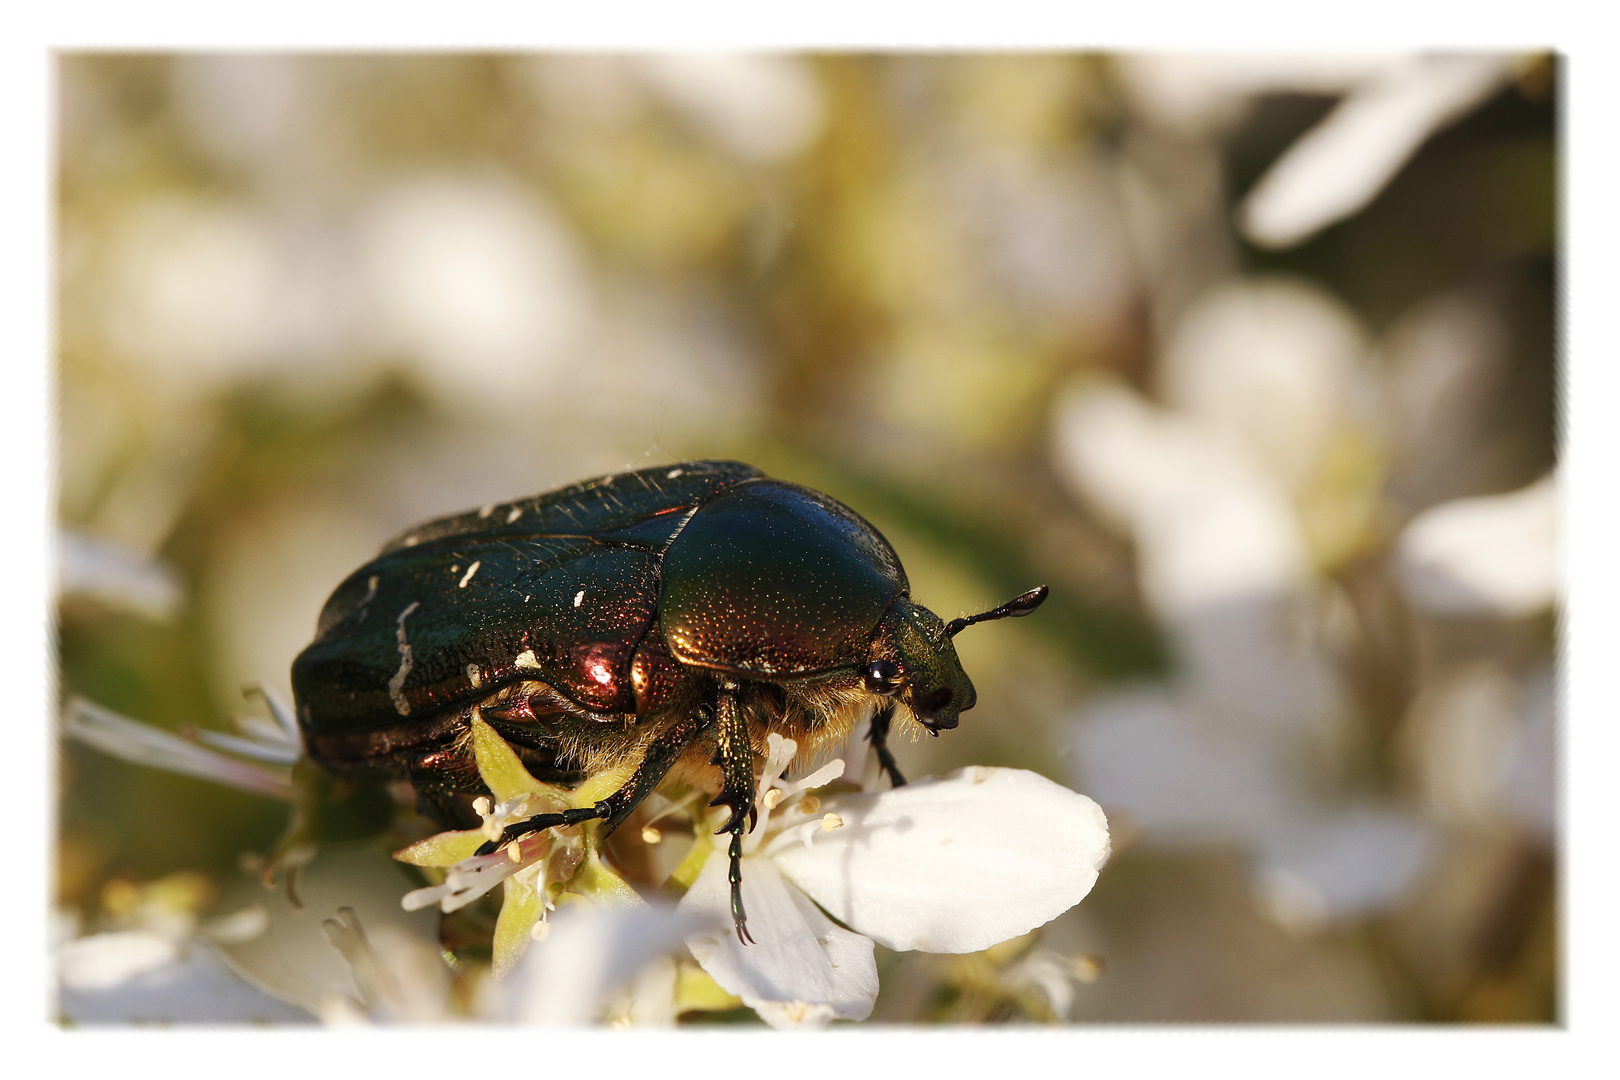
[[709, 792, 755, 835], [734, 916, 755, 945]]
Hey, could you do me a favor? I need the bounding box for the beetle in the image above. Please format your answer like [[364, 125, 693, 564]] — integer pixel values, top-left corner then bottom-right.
[[291, 460, 1047, 943]]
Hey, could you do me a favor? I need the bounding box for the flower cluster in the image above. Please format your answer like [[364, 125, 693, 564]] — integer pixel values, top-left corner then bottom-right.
[[398, 718, 1111, 1027]]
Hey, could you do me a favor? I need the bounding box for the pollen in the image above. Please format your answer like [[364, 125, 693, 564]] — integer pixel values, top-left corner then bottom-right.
[[641, 825, 662, 844], [505, 840, 523, 863], [820, 813, 844, 832], [573, 589, 585, 607], [458, 561, 481, 588]]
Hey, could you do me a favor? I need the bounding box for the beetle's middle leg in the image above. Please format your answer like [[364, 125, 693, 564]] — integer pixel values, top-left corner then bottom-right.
[[474, 709, 711, 856], [866, 702, 907, 787], [709, 681, 757, 945]]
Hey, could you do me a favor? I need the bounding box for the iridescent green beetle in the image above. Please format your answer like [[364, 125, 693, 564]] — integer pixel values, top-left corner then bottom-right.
[[292, 460, 1047, 942]]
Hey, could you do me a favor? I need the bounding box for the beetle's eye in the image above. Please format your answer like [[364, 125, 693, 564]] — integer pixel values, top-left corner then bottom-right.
[[865, 660, 901, 695]]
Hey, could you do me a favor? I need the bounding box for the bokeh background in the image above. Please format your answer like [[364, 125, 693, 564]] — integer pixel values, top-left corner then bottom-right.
[[54, 52, 1558, 1023]]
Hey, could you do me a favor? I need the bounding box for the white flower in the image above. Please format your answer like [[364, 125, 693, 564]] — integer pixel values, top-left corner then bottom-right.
[[677, 734, 1111, 1030], [1053, 280, 1437, 929]]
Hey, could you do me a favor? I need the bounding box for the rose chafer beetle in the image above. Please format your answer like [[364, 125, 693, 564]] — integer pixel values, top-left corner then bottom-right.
[[292, 460, 1047, 942]]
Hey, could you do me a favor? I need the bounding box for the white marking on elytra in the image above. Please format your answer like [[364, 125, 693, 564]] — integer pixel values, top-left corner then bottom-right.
[[359, 576, 379, 606], [458, 561, 481, 588], [573, 589, 585, 607], [402, 535, 419, 547], [387, 602, 422, 715], [666, 468, 684, 479], [514, 649, 541, 669], [466, 664, 482, 688], [478, 504, 495, 519], [506, 507, 523, 523]]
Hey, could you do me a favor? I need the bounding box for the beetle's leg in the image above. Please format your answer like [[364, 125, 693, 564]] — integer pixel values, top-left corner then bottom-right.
[[866, 702, 907, 787], [474, 710, 713, 856], [709, 682, 756, 945], [473, 802, 613, 855]]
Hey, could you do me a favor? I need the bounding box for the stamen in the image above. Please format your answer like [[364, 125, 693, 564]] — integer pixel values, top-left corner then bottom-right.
[[820, 813, 843, 832], [762, 788, 783, 810], [788, 758, 845, 795], [798, 795, 820, 816], [641, 825, 662, 844], [473, 797, 491, 818]]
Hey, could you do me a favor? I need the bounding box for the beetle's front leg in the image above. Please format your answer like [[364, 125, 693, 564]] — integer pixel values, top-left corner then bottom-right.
[[709, 681, 757, 945], [866, 702, 907, 787], [475, 709, 712, 856]]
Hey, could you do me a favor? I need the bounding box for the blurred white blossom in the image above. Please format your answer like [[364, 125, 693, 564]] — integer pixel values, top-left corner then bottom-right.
[[1120, 53, 1517, 249], [1381, 290, 1515, 510], [1119, 54, 1392, 133], [1396, 473, 1559, 618], [58, 927, 314, 1024], [1054, 276, 1434, 928], [171, 54, 309, 175], [57, 531, 183, 621], [640, 55, 823, 164], [102, 197, 285, 383], [1239, 55, 1513, 248], [1401, 663, 1557, 839], [1159, 278, 1372, 492], [490, 904, 703, 1025], [56, 874, 312, 1024], [356, 174, 593, 408], [62, 696, 296, 801]]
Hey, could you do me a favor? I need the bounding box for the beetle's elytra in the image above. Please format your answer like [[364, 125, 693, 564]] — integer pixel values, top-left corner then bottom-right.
[[292, 460, 1047, 942]]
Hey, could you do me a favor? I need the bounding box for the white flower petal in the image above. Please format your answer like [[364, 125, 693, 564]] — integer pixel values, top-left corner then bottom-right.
[[1118, 53, 1390, 133], [1396, 473, 1559, 617], [678, 854, 876, 1029], [768, 767, 1110, 954], [1253, 806, 1435, 931], [1053, 382, 1309, 615], [62, 697, 293, 800], [1071, 687, 1298, 843], [1157, 278, 1369, 491], [59, 930, 180, 991], [58, 934, 313, 1024], [57, 531, 183, 621], [494, 904, 701, 1025], [357, 175, 591, 407], [1240, 55, 1511, 248]]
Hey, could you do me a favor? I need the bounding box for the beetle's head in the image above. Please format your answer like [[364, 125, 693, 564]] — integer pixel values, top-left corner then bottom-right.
[[864, 586, 1049, 734]]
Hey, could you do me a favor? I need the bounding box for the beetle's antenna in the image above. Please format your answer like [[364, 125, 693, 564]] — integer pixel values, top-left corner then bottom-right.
[[945, 585, 1049, 638]]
